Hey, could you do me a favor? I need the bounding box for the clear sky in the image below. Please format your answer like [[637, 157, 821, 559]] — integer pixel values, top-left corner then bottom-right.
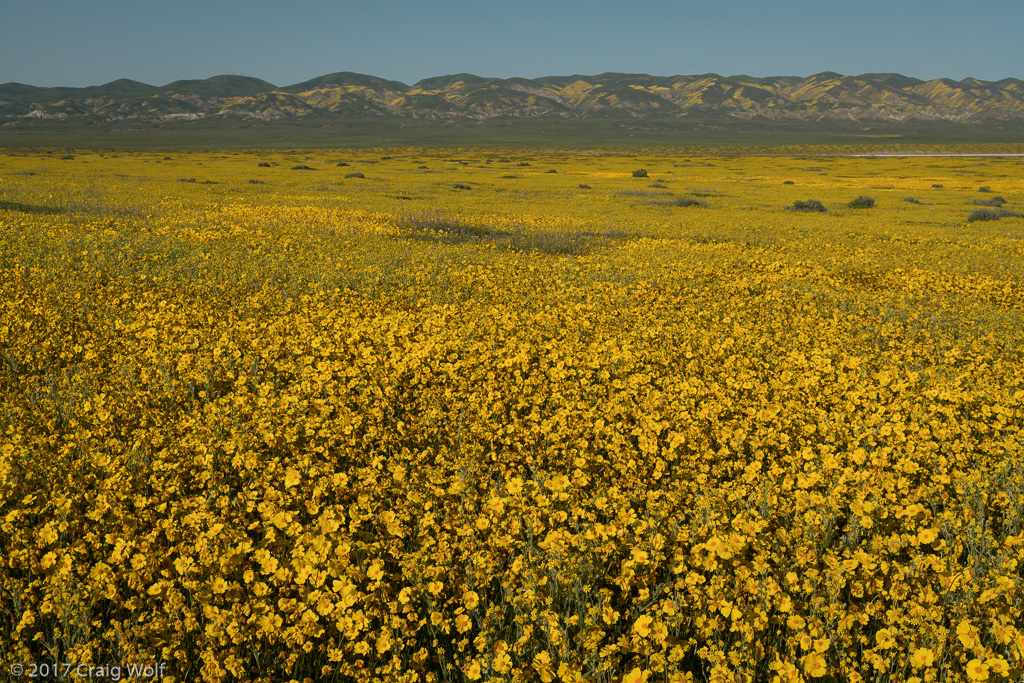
[[5, 0, 1022, 88]]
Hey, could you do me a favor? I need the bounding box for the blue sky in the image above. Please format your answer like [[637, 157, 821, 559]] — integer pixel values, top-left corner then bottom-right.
[[5, 0, 1022, 88]]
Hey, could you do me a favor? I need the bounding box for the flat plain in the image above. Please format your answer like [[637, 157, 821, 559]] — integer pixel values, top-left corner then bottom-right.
[[1, 146, 1023, 682]]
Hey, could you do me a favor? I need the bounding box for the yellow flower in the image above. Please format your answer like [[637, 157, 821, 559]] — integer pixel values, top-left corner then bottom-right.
[[623, 667, 651, 683], [633, 614, 653, 637], [366, 563, 383, 582], [463, 590, 480, 610], [39, 523, 58, 545], [803, 653, 827, 678], [957, 620, 980, 648], [455, 613, 472, 633], [211, 577, 228, 594], [909, 648, 935, 669], [917, 528, 939, 544], [706, 536, 732, 559], [988, 656, 1010, 677], [40, 552, 56, 570], [492, 651, 512, 674], [427, 580, 443, 594], [965, 658, 989, 681], [787, 615, 806, 630], [875, 628, 895, 649], [258, 613, 282, 633], [269, 510, 291, 529], [463, 659, 483, 680], [533, 651, 554, 682]]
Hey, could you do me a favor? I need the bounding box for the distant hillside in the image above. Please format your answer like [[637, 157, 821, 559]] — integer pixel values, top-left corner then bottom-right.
[[3, 71, 1024, 124]]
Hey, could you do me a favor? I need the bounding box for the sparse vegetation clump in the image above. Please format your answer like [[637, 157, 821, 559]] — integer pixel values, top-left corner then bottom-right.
[[396, 210, 494, 240], [967, 207, 1022, 222], [344, 172, 365, 178], [788, 198, 827, 212], [631, 168, 648, 178], [972, 196, 1007, 207], [847, 195, 876, 208], [394, 210, 595, 255]]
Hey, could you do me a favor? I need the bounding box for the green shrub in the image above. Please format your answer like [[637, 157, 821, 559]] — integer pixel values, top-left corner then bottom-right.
[[632, 169, 648, 178], [788, 199, 826, 212], [971, 197, 1007, 207], [967, 208, 1022, 222], [848, 196, 876, 209]]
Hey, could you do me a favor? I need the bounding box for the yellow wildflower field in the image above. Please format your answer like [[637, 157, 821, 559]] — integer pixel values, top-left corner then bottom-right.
[[1, 146, 1023, 683]]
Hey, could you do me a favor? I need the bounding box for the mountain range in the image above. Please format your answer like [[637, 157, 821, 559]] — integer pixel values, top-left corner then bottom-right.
[[4, 71, 1024, 124]]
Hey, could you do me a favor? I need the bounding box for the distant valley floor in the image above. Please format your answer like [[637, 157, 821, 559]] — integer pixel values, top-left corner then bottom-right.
[[3, 116, 1024, 151]]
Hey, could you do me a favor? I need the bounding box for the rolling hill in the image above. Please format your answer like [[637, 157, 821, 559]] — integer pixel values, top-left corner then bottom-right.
[[3, 71, 1024, 125]]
